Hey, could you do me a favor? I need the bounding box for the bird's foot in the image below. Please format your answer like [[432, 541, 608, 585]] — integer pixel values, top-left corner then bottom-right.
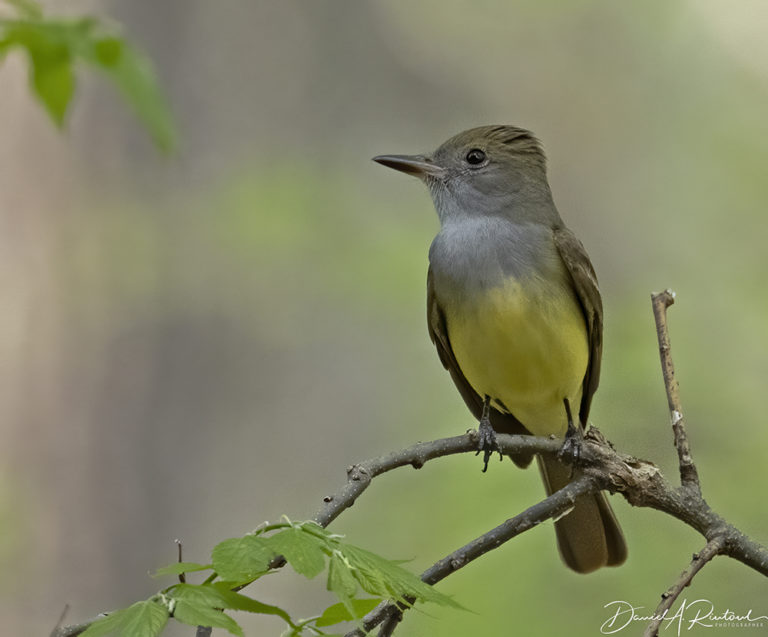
[[476, 417, 503, 472], [558, 398, 583, 471], [475, 396, 502, 472]]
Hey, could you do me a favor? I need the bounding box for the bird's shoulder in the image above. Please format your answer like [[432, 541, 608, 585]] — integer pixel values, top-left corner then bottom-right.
[[552, 227, 599, 290], [552, 224, 603, 423]]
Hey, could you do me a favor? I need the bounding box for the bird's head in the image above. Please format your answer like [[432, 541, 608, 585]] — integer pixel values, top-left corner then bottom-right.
[[374, 125, 557, 224]]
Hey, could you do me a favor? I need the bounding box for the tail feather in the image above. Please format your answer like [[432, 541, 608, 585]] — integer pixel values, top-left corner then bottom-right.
[[538, 455, 627, 573]]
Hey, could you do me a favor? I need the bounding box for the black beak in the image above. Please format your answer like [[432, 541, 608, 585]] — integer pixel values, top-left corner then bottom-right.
[[372, 154, 445, 179]]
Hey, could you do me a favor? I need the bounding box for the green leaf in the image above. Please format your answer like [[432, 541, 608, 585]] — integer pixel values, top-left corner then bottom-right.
[[209, 582, 294, 623], [341, 544, 463, 609], [169, 583, 293, 635], [212, 535, 276, 582], [93, 36, 122, 67], [90, 41, 176, 152], [170, 582, 294, 624], [152, 561, 212, 577], [346, 557, 386, 598], [30, 46, 74, 125], [327, 552, 357, 598], [170, 582, 231, 606], [265, 527, 326, 579], [80, 600, 168, 637], [0, 9, 176, 151], [172, 600, 243, 637], [0, 22, 75, 125], [315, 598, 382, 627]]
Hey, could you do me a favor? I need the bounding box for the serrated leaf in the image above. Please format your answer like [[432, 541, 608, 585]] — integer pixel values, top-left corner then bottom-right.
[[265, 527, 326, 579], [315, 598, 382, 628], [172, 599, 243, 637], [341, 544, 463, 609], [212, 535, 276, 582], [327, 552, 357, 598], [153, 561, 212, 577], [348, 560, 387, 597], [80, 600, 168, 637]]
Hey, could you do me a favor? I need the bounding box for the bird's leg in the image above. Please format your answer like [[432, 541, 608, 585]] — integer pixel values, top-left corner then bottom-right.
[[476, 395, 503, 472], [558, 397, 583, 469]]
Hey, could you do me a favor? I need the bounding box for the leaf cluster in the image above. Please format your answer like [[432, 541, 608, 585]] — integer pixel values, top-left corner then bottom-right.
[[0, 0, 175, 150], [80, 519, 461, 637]]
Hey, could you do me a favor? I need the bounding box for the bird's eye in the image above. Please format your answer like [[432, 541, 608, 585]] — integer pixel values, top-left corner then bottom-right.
[[465, 148, 486, 165]]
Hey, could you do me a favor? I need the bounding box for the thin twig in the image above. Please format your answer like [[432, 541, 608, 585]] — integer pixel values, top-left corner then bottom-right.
[[49, 605, 70, 637], [175, 538, 186, 584], [651, 290, 700, 489], [345, 475, 597, 637], [176, 539, 210, 637], [643, 538, 724, 637]]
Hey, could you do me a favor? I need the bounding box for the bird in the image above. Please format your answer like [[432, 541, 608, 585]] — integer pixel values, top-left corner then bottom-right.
[[373, 125, 627, 573]]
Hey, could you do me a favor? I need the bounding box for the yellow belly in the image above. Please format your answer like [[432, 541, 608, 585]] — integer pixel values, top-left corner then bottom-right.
[[447, 277, 588, 437]]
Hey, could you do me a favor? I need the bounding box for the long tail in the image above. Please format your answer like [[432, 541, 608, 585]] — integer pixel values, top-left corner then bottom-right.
[[538, 455, 627, 573]]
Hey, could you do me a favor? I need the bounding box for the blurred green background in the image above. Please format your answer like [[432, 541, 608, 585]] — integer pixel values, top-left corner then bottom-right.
[[2, 1, 768, 635]]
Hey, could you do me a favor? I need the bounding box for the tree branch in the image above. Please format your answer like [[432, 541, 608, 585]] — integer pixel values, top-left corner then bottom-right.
[[337, 291, 768, 635], [54, 424, 768, 637], [311, 422, 766, 575], [643, 538, 724, 637], [651, 289, 700, 489], [312, 432, 561, 528], [339, 423, 768, 635]]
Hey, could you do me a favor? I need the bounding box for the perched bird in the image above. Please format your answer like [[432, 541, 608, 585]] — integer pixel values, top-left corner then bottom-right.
[[373, 125, 627, 573]]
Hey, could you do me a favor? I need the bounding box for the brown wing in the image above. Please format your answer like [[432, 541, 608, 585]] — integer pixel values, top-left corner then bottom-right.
[[553, 226, 603, 426], [426, 266, 530, 441]]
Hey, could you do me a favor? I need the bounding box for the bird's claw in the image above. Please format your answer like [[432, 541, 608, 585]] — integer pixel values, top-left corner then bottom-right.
[[559, 429, 582, 464], [475, 417, 502, 472], [558, 398, 582, 474]]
